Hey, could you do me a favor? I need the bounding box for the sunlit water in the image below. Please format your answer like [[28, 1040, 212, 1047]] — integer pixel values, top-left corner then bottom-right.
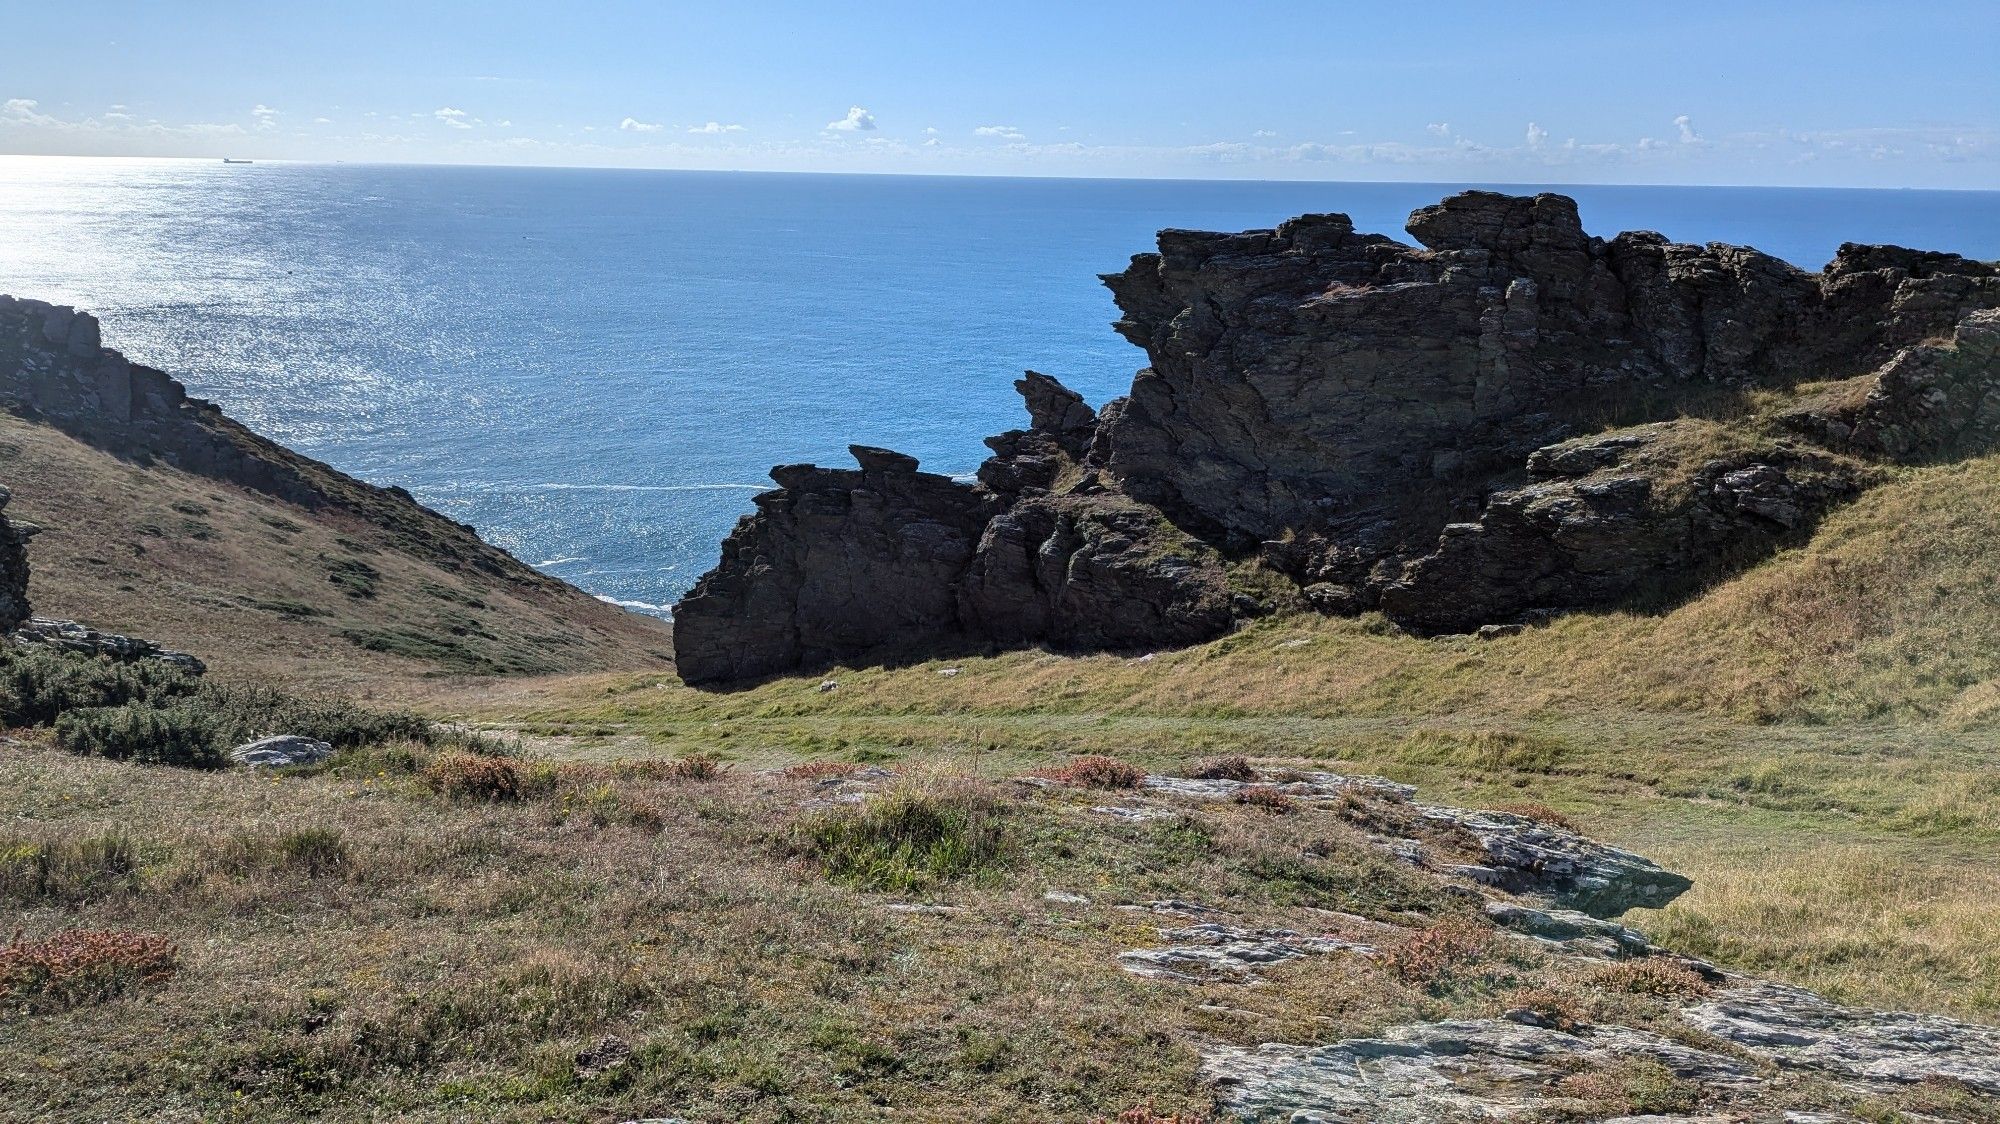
[[3, 156, 1996, 615]]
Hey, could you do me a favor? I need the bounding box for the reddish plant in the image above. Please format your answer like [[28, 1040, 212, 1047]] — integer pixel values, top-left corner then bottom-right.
[[1234, 785, 1297, 814], [783, 760, 863, 781], [423, 751, 522, 802], [1493, 801, 1581, 834], [1034, 755, 1145, 790], [0, 928, 179, 1013], [1188, 755, 1257, 782], [1383, 917, 1495, 981]]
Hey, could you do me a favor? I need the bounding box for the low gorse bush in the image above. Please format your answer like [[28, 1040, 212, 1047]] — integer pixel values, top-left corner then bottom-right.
[[2, 647, 450, 769], [0, 646, 198, 727]]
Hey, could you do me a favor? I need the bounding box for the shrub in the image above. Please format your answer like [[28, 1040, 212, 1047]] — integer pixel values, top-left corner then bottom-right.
[[659, 754, 723, 781], [1382, 917, 1495, 981], [1505, 985, 1587, 1032], [1188, 755, 1257, 782], [0, 833, 140, 902], [1492, 801, 1581, 834], [783, 760, 862, 781], [424, 752, 522, 802], [0, 647, 200, 728], [1558, 1057, 1701, 1115], [1034, 755, 1145, 789], [1590, 957, 1714, 999], [1235, 785, 1297, 813], [0, 929, 179, 1014], [55, 702, 228, 768], [800, 784, 1009, 891]]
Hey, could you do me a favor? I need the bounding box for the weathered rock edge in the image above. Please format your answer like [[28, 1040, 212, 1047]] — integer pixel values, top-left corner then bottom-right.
[[675, 192, 2000, 684]]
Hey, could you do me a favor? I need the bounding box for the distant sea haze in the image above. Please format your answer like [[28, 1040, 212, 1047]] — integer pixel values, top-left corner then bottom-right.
[[2, 158, 1996, 617]]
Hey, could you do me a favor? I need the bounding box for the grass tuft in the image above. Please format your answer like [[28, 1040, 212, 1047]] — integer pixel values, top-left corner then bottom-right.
[[798, 782, 1010, 892]]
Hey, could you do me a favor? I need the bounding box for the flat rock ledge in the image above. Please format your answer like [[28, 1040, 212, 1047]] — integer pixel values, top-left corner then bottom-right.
[[1204, 977, 2000, 1122], [1129, 771, 1689, 918]]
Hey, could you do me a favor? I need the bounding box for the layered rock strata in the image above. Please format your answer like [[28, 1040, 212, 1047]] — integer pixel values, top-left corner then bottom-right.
[[675, 193, 2000, 683]]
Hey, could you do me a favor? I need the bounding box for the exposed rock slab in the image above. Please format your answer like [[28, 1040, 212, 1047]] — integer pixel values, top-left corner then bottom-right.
[[1686, 980, 2000, 1093], [1119, 922, 1375, 982], [12, 616, 206, 673], [1203, 1018, 1760, 1123]]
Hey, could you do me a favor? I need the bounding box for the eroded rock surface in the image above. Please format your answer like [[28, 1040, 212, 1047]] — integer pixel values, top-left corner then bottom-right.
[[677, 192, 2000, 683], [11, 616, 206, 672]]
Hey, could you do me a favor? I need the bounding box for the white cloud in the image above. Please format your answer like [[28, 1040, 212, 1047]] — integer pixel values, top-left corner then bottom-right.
[[923, 136, 941, 147], [1675, 114, 1702, 144], [3, 98, 56, 126], [1252, 128, 1278, 138], [825, 105, 876, 132], [1426, 122, 1451, 138], [252, 104, 280, 130], [975, 124, 1026, 141], [434, 107, 472, 129], [1525, 121, 1549, 149], [687, 121, 745, 134], [312, 117, 332, 125], [619, 116, 663, 133]]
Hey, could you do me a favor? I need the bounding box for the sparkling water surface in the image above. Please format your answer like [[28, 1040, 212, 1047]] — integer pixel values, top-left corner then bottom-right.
[[3, 157, 1996, 615]]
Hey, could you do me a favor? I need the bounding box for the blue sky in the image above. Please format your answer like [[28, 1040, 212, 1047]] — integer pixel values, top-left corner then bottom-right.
[[3, 1, 1995, 187]]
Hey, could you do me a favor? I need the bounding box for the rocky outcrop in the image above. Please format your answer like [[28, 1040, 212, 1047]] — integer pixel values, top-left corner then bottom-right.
[[672, 448, 1000, 684], [678, 192, 2000, 682], [10, 616, 207, 672], [0, 486, 32, 632]]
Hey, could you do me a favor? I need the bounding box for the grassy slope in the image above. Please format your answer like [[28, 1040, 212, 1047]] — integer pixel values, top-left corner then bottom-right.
[[466, 452, 2000, 1019], [0, 413, 673, 694], [9, 442, 2000, 1121]]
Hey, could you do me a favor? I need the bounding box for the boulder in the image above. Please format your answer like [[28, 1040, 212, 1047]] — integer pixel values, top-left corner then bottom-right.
[[229, 735, 334, 768]]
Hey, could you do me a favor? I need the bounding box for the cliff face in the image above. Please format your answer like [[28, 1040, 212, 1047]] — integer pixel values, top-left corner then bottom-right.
[[675, 191, 2000, 685]]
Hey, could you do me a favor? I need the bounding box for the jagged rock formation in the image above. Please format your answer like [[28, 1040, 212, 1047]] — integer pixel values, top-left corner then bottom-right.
[[0, 485, 31, 631], [677, 192, 2000, 683]]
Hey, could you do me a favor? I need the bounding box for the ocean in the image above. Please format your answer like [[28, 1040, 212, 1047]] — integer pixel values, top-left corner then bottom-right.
[[2, 157, 1997, 616]]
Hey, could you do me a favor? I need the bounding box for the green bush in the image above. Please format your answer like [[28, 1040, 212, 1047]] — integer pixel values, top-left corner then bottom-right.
[[800, 785, 1010, 892], [11, 648, 452, 770], [0, 647, 200, 727], [55, 702, 229, 768]]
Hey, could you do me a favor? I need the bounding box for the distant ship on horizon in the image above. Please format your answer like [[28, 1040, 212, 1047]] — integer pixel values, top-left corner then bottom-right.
[[221, 158, 253, 164]]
